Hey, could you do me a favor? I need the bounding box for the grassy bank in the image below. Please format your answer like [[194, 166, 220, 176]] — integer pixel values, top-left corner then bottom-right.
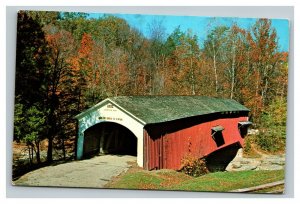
[[106, 165, 284, 192]]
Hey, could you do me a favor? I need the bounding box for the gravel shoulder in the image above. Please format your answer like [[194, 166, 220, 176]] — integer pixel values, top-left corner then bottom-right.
[[226, 148, 285, 171], [13, 155, 137, 188]]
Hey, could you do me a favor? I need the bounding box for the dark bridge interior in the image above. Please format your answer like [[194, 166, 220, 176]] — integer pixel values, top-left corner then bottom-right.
[[83, 122, 137, 158], [205, 142, 241, 172]]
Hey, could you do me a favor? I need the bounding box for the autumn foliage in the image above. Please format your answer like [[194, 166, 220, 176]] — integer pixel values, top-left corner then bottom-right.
[[180, 154, 209, 177], [14, 11, 288, 165]]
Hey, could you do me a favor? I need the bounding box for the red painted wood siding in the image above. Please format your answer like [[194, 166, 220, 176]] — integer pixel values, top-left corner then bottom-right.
[[143, 114, 248, 170]]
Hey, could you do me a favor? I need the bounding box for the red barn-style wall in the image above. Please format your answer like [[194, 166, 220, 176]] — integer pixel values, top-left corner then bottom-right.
[[76, 96, 250, 170], [143, 113, 248, 170]]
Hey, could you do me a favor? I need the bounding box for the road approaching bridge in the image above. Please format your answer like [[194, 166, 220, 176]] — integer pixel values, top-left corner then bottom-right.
[[13, 155, 136, 188]]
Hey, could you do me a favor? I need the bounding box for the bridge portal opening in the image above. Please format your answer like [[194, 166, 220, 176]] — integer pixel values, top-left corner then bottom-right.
[[82, 122, 137, 158]]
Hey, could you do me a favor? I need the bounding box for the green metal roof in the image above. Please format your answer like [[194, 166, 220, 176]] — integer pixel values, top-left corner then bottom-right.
[[108, 96, 249, 124]]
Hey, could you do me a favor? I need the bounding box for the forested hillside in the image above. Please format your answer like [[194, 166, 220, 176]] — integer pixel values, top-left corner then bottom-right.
[[13, 11, 288, 166]]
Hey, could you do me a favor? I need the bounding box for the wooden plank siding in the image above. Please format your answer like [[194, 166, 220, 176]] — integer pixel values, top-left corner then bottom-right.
[[143, 113, 248, 170]]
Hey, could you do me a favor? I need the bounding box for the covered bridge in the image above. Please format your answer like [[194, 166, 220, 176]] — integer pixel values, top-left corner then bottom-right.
[[75, 96, 251, 171]]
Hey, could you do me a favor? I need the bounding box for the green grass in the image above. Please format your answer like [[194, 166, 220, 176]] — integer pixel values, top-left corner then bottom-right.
[[108, 172, 164, 190], [106, 168, 285, 192], [170, 170, 284, 192]]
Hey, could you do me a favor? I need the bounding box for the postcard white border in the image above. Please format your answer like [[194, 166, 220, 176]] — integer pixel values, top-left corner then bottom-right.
[[5, 5, 295, 200]]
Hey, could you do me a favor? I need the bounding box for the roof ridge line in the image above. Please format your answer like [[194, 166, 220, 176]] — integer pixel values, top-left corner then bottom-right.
[[109, 98, 147, 125]]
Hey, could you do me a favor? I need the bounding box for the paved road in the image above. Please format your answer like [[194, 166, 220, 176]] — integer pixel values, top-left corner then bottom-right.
[[13, 155, 136, 188]]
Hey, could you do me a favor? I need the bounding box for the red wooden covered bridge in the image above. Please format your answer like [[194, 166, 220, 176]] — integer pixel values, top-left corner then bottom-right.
[[75, 96, 251, 171]]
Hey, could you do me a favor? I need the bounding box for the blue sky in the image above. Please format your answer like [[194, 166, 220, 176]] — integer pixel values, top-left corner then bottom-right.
[[88, 12, 290, 52]]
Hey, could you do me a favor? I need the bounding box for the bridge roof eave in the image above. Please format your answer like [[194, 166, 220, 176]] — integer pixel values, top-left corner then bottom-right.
[[74, 98, 146, 126]]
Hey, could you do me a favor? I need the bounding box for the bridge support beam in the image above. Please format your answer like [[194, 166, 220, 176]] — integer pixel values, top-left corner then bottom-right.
[[76, 132, 84, 160]]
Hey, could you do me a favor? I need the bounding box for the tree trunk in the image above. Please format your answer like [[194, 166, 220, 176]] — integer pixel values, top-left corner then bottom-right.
[[261, 78, 269, 108], [30, 146, 34, 164], [213, 50, 218, 94], [28, 146, 32, 165], [47, 135, 53, 163], [35, 140, 41, 164], [62, 137, 66, 160], [230, 45, 236, 99], [190, 56, 195, 95]]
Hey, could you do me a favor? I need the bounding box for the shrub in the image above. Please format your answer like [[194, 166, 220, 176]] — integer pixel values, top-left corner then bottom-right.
[[243, 136, 262, 158], [243, 136, 252, 154], [255, 128, 286, 152], [255, 97, 287, 152], [180, 154, 209, 177]]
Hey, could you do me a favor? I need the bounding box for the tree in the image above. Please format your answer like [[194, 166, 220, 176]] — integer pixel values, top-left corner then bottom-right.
[[203, 26, 229, 95], [251, 19, 279, 109], [223, 24, 248, 99], [13, 97, 25, 142], [44, 25, 78, 162], [125, 29, 150, 95], [58, 12, 89, 40], [14, 100, 48, 164], [23, 105, 49, 164], [77, 32, 99, 107], [163, 28, 201, 95], [26, 10, 60, 26], [148, 19, 167, 94], [15, 11, 50, 107], [92, 16, 131, 49], [256, 97, 287, 152], [15, 11, 51, 164]]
